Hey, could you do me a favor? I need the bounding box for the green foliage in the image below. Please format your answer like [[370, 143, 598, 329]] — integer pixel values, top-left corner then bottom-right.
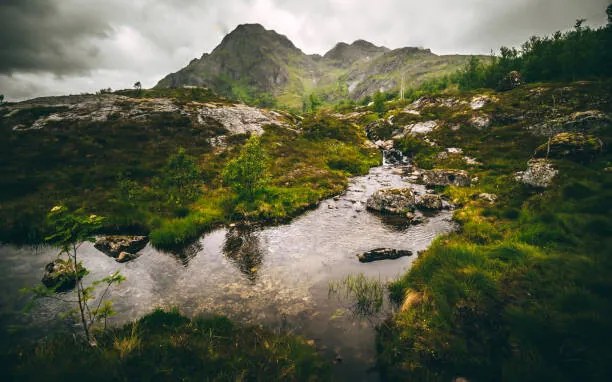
[[452, 18, 612, 90], [33, 206, 125, 344], [157, 148, 202, 207], [7, 309, 329, 381], [372, 91, 386, 116], [329, 273, 385, 319], [222, 135, 269, 200], [377, 80, 612, 381]]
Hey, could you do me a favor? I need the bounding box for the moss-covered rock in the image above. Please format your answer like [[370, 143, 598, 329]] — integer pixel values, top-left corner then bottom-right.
[[535, 132, 603, 161], [41, 258, 87, 292], [366, 187, 416, 215]]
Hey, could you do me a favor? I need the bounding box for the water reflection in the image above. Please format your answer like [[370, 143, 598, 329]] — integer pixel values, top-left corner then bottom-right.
[[168, 240, 203, 266], [223, 226, 264, 282]]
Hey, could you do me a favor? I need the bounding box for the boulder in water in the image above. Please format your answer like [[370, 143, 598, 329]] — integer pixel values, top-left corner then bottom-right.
[[94, 235, 148, 259], [358, 248, 413, 262], [42, 258, 87, 292], [366, 188, 415, 215]]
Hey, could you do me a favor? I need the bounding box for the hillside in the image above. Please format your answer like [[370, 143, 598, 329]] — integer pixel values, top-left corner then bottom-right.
[[156, 24, 484, 109]]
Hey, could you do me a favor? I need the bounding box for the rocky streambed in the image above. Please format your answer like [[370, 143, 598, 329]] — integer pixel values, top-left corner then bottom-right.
[[0, 163, 456, 381]]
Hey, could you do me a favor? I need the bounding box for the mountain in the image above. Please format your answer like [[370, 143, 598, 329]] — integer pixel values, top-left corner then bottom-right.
[[156, 24, 484, 109]]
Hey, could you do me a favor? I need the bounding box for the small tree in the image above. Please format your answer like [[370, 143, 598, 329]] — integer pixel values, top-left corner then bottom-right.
[[0, 94, 4, 104], [222, 135, 268, 199], [160, 148, 201, 207], [30, 206, 125, 345], [133, 81, 142, 95], [372, 91, 386, 116]]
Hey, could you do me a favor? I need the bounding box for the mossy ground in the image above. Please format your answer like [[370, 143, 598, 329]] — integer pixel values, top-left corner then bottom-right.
[[2, 309, 329, 382], [0, 93, 379, 249], [376, 80, 612, 381]]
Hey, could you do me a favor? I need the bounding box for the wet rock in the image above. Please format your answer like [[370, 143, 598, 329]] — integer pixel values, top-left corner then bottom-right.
[[534, 132, 603, 161], [116, 251, 141, 263], [415, 193, 445, 210], [497, 70, 522, 91], [469, 115, 491, 129], [421, 169, 471, 187], [42, 258, 86, 292], [383, 148, 408, 165], [515, 159, 557, 188], [366, 188, 416, 215], [358, 248, 413, 262], [374, 139, 394, 150], [94, 235, 148, 258], [405, 211, 426, 224]]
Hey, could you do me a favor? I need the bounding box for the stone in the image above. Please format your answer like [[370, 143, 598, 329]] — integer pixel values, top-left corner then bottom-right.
[[415, 193, 445, 210], [528, 110, 610, 136], [41, 258, 86, 292], [469, 115, 491, 129], [407, 120, 438, 135], [515, 159, 558, 188], [94, 235, 148, 258], [477, 193, 498, 203], [116, 251, 141, 263], [366, 188, 416, 215], [470, 95, 496, 110], [357, 248, 413, 263], [497, 70, 522, 91], [421, 169, 471, 187], [405, 211, 426, 224], [534, 132, 603, 161], [383, 148, 408, 165]]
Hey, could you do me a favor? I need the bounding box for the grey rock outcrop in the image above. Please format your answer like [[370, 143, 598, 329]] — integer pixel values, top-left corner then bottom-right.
[[421, 169, 471, 187], [515, 159, 557, 188]]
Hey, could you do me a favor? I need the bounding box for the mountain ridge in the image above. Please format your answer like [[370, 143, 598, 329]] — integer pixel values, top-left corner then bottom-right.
[[156, 23, 485, 108]]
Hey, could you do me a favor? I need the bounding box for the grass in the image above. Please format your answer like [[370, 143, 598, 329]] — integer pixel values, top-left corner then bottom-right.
[[4, 309, 329, 382], [0, 94, 380, 250], [376, 80, 612, 381], [329, 273, 386, 319]]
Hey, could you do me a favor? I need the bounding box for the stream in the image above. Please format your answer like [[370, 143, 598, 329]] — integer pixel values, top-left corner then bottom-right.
[[0, 163, 455, 381]]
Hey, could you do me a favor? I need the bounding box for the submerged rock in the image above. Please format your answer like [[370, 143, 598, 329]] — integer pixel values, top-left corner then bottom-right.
[[94, 235, 148, 259], [534, 132, 603, 161], [421, 169, 471, 187], [358, 248, 413, 263], [42, 258, 86, 292], [515, 158, 558, 188], [366, 188, 416, 215]]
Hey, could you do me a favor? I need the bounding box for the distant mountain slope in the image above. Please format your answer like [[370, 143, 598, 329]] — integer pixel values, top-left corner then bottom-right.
[[156, 24, 484, 108]]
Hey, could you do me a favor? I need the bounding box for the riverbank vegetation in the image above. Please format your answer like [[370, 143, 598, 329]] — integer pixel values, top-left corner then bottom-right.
[[376, 79, 612, 380], [2, 309, 329, 381], [0, 102, 379, 249]]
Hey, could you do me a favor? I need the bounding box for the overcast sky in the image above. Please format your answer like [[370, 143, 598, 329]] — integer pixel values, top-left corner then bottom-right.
[[0, 0, 608, 101]]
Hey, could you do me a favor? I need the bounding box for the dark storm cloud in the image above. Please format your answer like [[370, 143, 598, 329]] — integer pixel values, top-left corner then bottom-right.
[[0, 0, 111, 74], [0, 0, 608, 101]]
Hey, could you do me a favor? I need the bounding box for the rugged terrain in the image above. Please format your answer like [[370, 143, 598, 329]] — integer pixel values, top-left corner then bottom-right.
[[156, 24, 483, 109]]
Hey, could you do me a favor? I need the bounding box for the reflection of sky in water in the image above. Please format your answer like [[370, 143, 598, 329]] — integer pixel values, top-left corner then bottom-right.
[[0, 165, 455, 381]]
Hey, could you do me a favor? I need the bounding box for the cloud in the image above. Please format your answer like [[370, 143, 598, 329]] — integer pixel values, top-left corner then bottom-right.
[[0, 0, 608, 101]]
